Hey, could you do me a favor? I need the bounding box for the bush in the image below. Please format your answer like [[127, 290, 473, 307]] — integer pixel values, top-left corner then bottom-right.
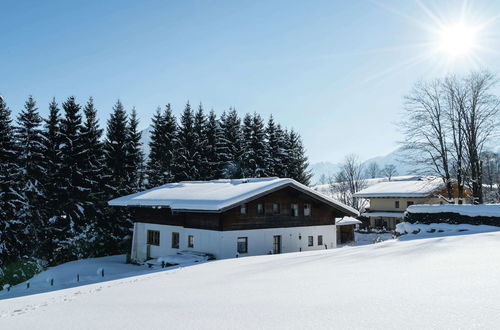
[[0, 259, 44, 290], [404, 212, 500, 226]]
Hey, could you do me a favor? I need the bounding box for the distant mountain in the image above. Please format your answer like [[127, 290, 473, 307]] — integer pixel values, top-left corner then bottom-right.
[[308, 148, 415, 185], [308, 162, 342, 185], [360, 147, 415, 177]]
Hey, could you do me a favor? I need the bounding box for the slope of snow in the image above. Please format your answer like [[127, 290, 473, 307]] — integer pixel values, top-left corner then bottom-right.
[[0, 254, 206, 300], [407, 204, 500, 217], [2, 230, 500, 329]]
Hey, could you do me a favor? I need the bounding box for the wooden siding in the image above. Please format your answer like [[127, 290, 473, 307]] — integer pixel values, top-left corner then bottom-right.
[[132, 186, 346, 231]]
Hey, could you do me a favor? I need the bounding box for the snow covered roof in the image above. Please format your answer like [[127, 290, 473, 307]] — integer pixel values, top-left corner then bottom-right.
[[407, 204, 500, 217], [353, 177, 444, 198], [361, 212, 405, 219], [108, 177, 359, 216], [336, 217, 362, 226]]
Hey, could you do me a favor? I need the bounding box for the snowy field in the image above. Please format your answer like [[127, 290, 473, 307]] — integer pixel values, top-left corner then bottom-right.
[[2, 228, 500, 329]]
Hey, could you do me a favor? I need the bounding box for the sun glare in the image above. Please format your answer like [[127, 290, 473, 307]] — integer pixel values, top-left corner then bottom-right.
[[438, 23, 477, 58]]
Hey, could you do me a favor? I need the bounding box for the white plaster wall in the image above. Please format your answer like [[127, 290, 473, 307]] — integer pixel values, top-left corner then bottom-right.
[[132, 223, 337, 260]]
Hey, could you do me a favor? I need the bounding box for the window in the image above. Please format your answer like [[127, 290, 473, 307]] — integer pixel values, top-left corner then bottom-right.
[[257, 203, 264, 215], [171, 232, 179, 249], [237, 237, 248, 254], [308, 236, 313, 246], [395, 201, 400, 209], [304, 203, 311, 216], [147, 230, 160, 246], [240, 204, 247, 215], [317, 235, 323, 246], [407, 201, 414, 207], [188, 235, 194, 248], [291, 204, 299, 217], [272, 203, 280, 215]]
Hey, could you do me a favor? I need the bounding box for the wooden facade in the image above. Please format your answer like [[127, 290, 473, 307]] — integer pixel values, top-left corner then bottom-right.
[[132, 186, 346, 231]]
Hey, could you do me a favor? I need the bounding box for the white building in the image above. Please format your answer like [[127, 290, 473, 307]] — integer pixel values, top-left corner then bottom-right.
[[109, 177, 359, 261], [353, 176, 460, 230]]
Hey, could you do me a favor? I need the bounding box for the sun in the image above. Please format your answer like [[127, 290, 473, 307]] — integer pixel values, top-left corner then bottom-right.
[[438, 23, 477, 58]]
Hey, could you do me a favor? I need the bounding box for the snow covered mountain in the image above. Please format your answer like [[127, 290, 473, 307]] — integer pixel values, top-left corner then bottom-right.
[[309, 148, 414, 185]]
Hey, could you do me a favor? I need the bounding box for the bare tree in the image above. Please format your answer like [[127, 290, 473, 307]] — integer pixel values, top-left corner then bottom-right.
[[401, 79, 455, 200], [400, 71, 500, 204], [365, 162, 380, 179], [382, 164, 398, 181], [460, 72, 500, 203], [331, 155, 367, 211], [443, 76, 467, 202]]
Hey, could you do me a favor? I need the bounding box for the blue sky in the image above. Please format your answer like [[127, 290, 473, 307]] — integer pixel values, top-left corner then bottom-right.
[[2, 0, 500, 163]]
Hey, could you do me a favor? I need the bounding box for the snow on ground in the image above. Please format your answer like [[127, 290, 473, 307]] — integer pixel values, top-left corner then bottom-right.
[[2, 228, 500, 329], [0, 253, 206, 300]]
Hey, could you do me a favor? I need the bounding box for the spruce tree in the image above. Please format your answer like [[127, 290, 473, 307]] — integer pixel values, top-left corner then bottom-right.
[[240, 113, 254, 177], [266, 116, 288, 177], [81, 97, 105, 205], [56, 96, 85, 262], [285, 129, 312, 185], [0, 96, 24, 264], [241, 113, 268, 177], [205, 110, 221, 180], [146, 105, 177, 187], [40, 98, 63, 262], [103, 100, 133, 252], [15, 96, 46, 258], [125, 108, 144, 193], [174, 102, 197, 181], [78, 97, 108, 257], [219, 108, 242, 178], [104, 100, 129, 197], [193, 104, 209, 180]]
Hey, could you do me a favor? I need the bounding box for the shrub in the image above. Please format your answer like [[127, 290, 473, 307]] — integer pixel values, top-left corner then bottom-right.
[[0, 259, 44, 290]]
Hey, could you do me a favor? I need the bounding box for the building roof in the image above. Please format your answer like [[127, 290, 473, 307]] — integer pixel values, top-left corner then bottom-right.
[[108, 177, 359, 216], [352, 177, 444, 198], [336, 216, 362, 226], [361, 212, 405, 219]]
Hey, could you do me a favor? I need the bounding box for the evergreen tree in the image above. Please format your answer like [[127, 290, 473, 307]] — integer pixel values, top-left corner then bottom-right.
[[78, 97, 108, 257], [241, 113, 268, 177], [125, 108, 144, 193], [205, 110, 222, 180], [0, 96, 24, 264], [174, 102, 198, 181], [81, 97, 105, 205], [240, 113, 254, 177], [266, 116, 288, 177], [40, 98, 63, 262], [104, 100, 129, 197], [146, 105, 177, 187], [193, 104, 209, 180], [55, 96, 85, 262], [285, 129, 312, 185], [15, 96, 46, 258], [219, 108, 242, 178], [103, 100, 134, 252]]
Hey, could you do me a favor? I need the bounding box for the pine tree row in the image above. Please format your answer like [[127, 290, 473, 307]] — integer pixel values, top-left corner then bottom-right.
[[0, 96, 311, 267]]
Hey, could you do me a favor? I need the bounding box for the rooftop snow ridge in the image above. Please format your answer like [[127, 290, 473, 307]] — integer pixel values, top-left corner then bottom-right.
[[108, 177, 359, 216]]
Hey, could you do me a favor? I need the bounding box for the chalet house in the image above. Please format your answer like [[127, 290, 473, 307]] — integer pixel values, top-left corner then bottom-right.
[[353, 176, 465, 230], [108, 177, 359, 261]]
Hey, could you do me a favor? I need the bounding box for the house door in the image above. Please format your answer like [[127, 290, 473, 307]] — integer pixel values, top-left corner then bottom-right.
[[273, 235, 282, 254]]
